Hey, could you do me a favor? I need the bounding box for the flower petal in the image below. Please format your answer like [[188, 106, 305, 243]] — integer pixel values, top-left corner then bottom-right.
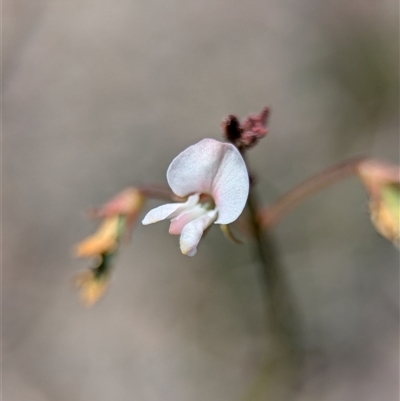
[[142, 194, 199, 225], [210, 144, 249, 224], [167, 139, 229, 197], [179, 210, 218, 256], [169, 204, 208, 235], [167, 139, 249, 225]]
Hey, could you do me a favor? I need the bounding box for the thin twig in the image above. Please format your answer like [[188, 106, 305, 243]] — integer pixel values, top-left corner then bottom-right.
[[246, 174, 302, 355], [138, 184, 182, 201], [242, 154, 303, 400], [261, 156, 367, 228]]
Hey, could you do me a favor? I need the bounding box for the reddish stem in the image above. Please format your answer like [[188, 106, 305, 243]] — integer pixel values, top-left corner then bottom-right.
[[261, 156, 367, 228], [138, 185, 182, 201]]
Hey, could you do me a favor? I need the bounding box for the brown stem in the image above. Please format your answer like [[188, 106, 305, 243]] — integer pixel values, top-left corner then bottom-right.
[[261, 156, 367, 228], [247, 182, 302, 353], [242, 153, 303, 349]]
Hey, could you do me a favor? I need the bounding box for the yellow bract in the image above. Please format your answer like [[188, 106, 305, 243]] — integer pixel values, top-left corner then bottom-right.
[[73, 269, 110, 307], [370, 184, 400, 245], [220, 224, 243, 244], [73, 187, 146, 306], [358, 160, 400, 246], [75, 216, 120, 257]]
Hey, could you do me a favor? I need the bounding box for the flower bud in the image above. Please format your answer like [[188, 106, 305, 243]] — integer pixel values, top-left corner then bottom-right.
[[221, 107, 270, 150], [91, 188, 145, 219], [358, 160, 400, 245]]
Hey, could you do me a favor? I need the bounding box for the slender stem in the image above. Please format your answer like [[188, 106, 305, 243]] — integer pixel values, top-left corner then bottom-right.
[[242, 153, 303, 401], [261, 156, 367, 228], [139, 185, 182, 202], [247, 181, 301, 355]]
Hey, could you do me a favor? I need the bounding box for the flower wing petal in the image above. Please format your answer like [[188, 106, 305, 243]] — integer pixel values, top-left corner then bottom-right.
[[142, 194, 199, 225], [167, 139, 229, 197], [179, 210, 217, 256], [169, 204, 207, 235]]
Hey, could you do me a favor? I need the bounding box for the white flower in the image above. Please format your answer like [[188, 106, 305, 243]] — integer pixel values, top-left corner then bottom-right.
[[142, 139, 249, 256]]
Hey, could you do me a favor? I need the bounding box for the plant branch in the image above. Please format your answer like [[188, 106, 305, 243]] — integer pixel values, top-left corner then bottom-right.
[[242, 153, 303, 400], [246, 176, 302, 355], [261, 156, 367, 228], [138, 185, 182, 202]]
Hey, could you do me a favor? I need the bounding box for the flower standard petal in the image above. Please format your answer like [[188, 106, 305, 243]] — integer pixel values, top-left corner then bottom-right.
[[180, 210, 218, 256], [167, 138, 249, 224], [167, 139, 232, 197], [210, 144, 249, 224], [142, 194, 199, 225]]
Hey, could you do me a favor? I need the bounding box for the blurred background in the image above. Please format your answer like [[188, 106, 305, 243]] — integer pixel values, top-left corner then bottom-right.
[[3, 0, 399, 400]]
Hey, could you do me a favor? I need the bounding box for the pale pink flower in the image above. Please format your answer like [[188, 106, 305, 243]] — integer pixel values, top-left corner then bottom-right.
[[142, 139, 249, 256]]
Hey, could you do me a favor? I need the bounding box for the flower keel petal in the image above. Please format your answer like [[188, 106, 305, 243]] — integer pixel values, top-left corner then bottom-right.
[[180, 210, 218, 256]]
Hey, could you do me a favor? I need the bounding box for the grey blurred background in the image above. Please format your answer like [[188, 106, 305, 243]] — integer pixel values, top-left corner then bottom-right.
[[3, 1, 399, 400]]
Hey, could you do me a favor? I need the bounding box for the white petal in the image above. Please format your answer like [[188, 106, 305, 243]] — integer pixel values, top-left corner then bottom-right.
[[167, 139, 230, 197], [210, 144, 249, 224], [169, 204, 208, 235], [142, 194, 199, 225], [167, 139, 249, 225], [179, 210, 217, 256]]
